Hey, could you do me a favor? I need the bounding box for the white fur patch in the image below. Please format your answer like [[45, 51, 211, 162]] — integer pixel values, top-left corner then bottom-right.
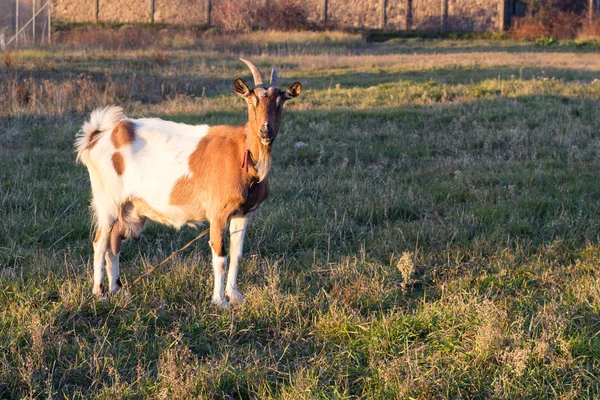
[[211, 252, 227, 307]]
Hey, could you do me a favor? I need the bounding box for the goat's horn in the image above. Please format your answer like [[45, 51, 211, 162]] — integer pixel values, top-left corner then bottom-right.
[[269, 67, 278, 88], [240, 58, 264, 88]]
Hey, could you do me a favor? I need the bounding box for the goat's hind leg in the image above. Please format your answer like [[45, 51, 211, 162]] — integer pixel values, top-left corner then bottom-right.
[[105, 221, 124, 295], [92, 226, 110, 298], [105, 200, 146, 296]]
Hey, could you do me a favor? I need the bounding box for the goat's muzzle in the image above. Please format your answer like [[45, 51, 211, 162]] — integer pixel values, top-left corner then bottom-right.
[[259, 123, 275, 145]]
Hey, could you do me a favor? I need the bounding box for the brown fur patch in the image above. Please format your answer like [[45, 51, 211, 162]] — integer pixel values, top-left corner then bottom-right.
[[168, 125, 273, 222], [111, 120, 136, 149], [209, 212, 230, 257], [168, 126, 249, 220], [241, 180, 270, 214], [119, 200, 147, 239], [93, 229, 102, 243], [112, 152, 125, 175], [170, 176, 196, 206], [110, 220, 123, 255]]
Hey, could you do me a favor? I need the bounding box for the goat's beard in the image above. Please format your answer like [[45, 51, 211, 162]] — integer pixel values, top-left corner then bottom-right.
[[255, 142, 272, 182]]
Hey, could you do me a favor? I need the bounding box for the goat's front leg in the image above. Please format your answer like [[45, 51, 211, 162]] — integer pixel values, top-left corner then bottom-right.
[[209, 215, 228, 307], [226, 216, 248, 305]]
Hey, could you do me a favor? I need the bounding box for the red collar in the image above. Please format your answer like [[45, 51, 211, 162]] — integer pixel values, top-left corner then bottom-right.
[[241, 149, 251, 172]]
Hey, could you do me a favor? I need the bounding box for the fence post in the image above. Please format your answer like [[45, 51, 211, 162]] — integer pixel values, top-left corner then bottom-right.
[[16, 0, 19, 47], [381, 0, 387, 29], [205, 0, 211, 26], [33, 0, 36, 43], [441, 0, 448, 32], [48, 0, 51, 43], [406, 0, 412, 30], [95, 0, 99, 22], [266, 0, 270, 25], [151, 0, 155, 23], [322, 0, 328, 28], [499, 0, 506, 31]]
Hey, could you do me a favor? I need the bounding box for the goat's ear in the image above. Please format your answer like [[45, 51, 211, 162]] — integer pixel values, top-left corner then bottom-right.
[[234, 78, 251, 97], [284, 82, 302, 100]]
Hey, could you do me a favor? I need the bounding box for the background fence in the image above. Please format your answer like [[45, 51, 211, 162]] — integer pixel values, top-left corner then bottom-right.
[[1, 0, 51, 48], [7, 0, 600, 48], [48, 0, 514, 32]]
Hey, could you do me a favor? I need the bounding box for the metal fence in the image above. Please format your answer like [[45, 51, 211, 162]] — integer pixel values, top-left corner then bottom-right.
[[0, 0, 51, 49]]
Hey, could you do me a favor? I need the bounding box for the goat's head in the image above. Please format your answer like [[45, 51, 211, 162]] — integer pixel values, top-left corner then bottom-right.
[[235, 58, 301, 146]]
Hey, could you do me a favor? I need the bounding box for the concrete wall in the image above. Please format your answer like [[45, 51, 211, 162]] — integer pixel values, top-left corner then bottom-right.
[[53, 0, 96, 23], [50, 0, 509, 32], [153, 0, 207, 25], [411, 0, 442, 31], [326, 0, 383, 29], [386, 1, 409, 30], [447, 0, 502, 32], [98, 0, 153, 23]]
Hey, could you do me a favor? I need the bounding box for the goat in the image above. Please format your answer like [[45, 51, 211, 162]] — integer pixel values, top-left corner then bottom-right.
[[75, 58, 301, 306]]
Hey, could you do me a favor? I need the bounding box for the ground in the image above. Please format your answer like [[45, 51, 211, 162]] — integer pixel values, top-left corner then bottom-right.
[[1, 30, 600, 398]]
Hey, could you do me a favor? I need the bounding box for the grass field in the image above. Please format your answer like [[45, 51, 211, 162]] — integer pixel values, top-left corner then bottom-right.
[[2, 30, 600, 398]]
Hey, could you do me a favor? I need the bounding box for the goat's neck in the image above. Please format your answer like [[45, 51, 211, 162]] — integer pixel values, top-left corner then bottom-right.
[[244, 123, 272, 182]]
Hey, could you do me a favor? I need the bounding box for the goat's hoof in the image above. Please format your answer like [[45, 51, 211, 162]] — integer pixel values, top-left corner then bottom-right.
[[92, 285, 108, 301], [226, 290, 244, 305], [94, 292, 109, 302], [109, 278, 124, 296], [211, 298, 228, 308], [110, 288, 131, 301]]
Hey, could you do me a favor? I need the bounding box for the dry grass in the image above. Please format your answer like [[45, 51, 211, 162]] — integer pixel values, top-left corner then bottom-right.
[[1, 30, 600, 398], [578, 17, 600, 40]]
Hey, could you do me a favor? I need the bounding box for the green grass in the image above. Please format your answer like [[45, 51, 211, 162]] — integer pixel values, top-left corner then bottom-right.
[[2, 30, 600, 398]]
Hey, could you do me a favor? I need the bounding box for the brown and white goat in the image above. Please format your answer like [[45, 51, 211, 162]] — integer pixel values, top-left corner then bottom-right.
[[75, 58, 301, 306]]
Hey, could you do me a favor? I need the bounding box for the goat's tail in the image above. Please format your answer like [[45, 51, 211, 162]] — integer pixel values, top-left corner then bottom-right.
[[75, 106, 125, 165]]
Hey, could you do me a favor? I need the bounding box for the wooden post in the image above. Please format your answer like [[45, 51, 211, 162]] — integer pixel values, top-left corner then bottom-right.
[[205, 0, 211, 26], [499, 0, 506, 31], [48, 0, 51, 43], [266, 0, 270, 26], [323, 0, 328, 28], [151, 0, 155, 23], [381, 0, 387, 29], [95, 0, 99, 23], [16, 0, 19, 47], [441, 0, 448, 32], [33, 0, 36, 44], [406, 0, 412, 30], [590, 0, 594, 23]]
